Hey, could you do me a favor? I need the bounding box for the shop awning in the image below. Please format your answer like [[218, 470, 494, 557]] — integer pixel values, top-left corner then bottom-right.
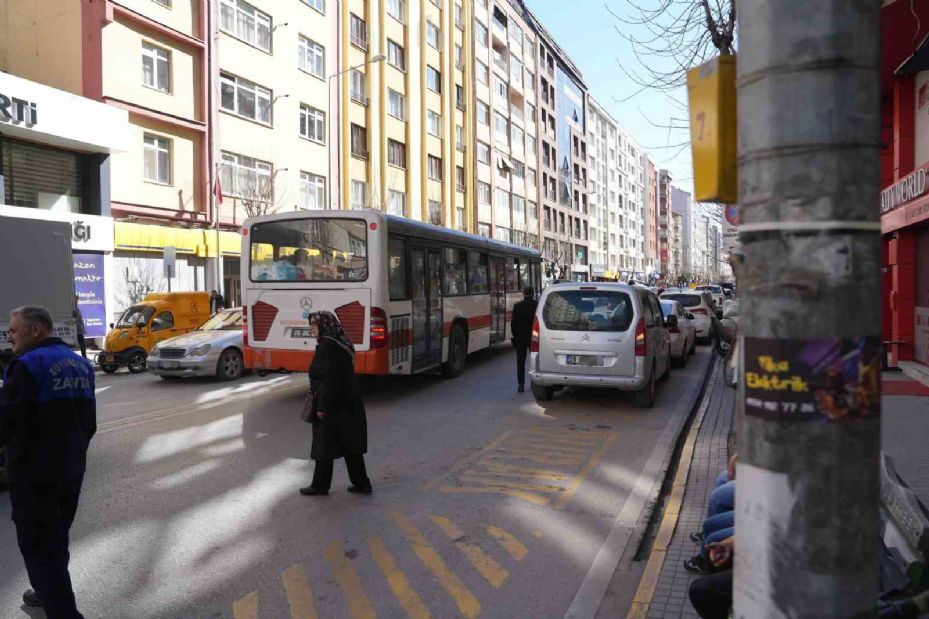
[[897, 32, 929, 74], [114, 222, 241, 257]]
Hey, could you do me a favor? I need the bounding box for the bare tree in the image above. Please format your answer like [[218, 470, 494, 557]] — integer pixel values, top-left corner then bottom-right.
[[534, 236, 573, 281], [238, 177, 280, 218]]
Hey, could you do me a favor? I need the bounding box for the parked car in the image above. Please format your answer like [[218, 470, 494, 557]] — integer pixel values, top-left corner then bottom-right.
[[694, 285, 726, 317], [660, 289, 716, 343], [148, 308, 245, 380], [529, 283, 672, 408], [660, 299, 697, 367]]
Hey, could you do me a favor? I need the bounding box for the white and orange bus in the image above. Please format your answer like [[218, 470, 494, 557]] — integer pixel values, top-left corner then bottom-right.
[[241, 209, 542, 377]]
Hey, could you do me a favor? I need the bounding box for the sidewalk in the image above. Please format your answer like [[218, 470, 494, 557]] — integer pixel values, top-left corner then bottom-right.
[[882, 370, 929, 507]]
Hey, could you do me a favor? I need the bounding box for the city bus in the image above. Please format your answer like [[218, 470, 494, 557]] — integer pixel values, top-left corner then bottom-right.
[[241, 209, 542, 377]]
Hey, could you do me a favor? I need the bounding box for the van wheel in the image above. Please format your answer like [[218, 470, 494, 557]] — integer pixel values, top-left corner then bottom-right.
[[635, 367, 656, 408], [126, 350, 147, 374], [531, 382, 553, 402], [442, 326, 467, 378], [101, 363, 119, 374], [217, 349, 244, 381]]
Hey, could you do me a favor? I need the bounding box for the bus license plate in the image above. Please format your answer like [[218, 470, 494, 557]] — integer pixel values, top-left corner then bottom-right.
[[292, 328, 312, 338], [566, 355, 602, 367]]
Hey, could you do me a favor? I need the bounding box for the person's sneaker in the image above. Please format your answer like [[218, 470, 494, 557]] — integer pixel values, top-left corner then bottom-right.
[[299, 486, 329, 496], [518, 384, 525, 393], [689, 531, 703, 545], [22, 590, 42, 607], [683, 554, 712, 575], [347, 484, 373, 495]]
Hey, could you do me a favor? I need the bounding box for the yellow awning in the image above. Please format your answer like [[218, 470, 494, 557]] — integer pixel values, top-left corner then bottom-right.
[[114, 222, 242, 257]]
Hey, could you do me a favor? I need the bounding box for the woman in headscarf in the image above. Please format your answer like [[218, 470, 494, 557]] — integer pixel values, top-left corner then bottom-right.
[[300, 311, 372, 496]]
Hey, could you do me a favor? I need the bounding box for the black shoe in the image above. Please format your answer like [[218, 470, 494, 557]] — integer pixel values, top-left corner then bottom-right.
[[518, 384, 525, 393], [22, 590, 42, 607], [348, 484, 373, 495], [689, 531, 703, 545], [683, 554, 713, 575], [299, 486, 329, 496]]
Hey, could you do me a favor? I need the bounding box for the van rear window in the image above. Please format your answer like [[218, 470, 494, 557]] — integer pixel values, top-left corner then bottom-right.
[[661, 294, 701, 308], [542, 291, 633, 332]]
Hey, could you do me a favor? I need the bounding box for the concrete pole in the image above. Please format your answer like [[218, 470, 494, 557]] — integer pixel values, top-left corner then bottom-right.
[[735, 1, 882, 618]]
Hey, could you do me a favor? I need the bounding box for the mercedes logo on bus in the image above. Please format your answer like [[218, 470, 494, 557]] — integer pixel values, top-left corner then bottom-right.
[[300, 297, 313, 319]]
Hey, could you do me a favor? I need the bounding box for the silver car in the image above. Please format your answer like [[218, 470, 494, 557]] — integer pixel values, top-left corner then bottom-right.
[[660, 289, 716, 343], [529, 283, 672, 408], [148, 308, 245, 380]]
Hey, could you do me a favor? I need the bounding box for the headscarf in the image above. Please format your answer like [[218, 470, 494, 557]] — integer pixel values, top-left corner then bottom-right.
[[310, 311, 355, 360]]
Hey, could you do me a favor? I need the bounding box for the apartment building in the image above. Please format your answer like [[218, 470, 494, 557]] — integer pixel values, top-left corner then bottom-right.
[[657, 168, 672, 276], [670, 210, 683, 278], [644, 155, 658, 277], [472, 0, 540, 248], [671, 185, 693, 276]]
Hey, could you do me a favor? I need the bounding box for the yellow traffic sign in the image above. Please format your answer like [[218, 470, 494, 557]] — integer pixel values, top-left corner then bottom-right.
[[687, 55, 737, 203]]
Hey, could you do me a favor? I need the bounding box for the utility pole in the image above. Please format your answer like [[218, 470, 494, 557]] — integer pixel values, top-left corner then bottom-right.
[[735, 2, 882, 618]]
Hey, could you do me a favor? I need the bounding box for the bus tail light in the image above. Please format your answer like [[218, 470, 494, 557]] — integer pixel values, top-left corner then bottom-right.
[[530, 316, 540, 353], [634, 318, 647, 356], [242, 306, 249, 346], [370, 307, 388, 348]]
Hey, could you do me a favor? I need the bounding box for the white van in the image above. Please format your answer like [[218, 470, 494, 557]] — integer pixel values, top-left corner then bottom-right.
[[528, 283, 672, 408]]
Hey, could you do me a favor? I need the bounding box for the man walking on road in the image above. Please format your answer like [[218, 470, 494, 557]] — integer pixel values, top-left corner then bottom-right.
[[511, 287, 538, 393], [0, 306, 96, 619]]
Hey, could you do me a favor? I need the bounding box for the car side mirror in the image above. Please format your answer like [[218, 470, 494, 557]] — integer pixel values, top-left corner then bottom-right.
[[666, 315, 678, 327]]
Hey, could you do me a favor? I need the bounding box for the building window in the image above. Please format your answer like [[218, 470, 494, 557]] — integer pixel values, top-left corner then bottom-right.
[[476, 60, 489, 85], [456, 166, 466, 192], [454, 2, 463, 28], [350, 70, 367, 104], [427, 65, 441, 93], [455, 44, 464, 68], [494, 112, 508, 142], [494, 188, 509, 211], [387, 39, 405, 71], [427, 21, 440, 49], [427, 110, 441, 137], [143, 134, 171, 184], [427, 155, 442, 181], [350, 179, 367, 209], [300, 172, 325, 210], [476, 23, 488, 47], [479, 222, 491, 237], [455, 84, 465, 110], [142, 43, 170, 92], [387, 0, 405, 23], [302, 0, 325, 13], [428, 200, 442, 223], [455, 124, 465, 150], [350, 14, 368, 50], [220, 0, 271, 52], [477, 141, 490, 164], [494, 226, 511, 243], [220, 152, 272, 198], [512, 195, 525, 221], [221, 73, 272, 124], [388, 190, 406, 216], [152, 0, 171, 6], [478, 181, 491, 205], [493, 76, 506, 99], [388, 139, 407, 168], [298, 36, 325, 78], [351, 124, 368, 158], [299, 104, 325, 143], [477, 100, 490, 125], [510, 56, 523, 87], [511, 124, 524, 152], [388, 89, 406, 120], [457, 207, 465, 231]]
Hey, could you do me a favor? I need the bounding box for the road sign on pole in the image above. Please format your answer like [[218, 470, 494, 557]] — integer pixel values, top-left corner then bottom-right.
[[164, 246, 176, 292]]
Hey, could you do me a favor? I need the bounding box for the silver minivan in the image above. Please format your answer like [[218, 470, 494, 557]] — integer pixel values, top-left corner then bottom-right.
[[528, 283, 672, 408]]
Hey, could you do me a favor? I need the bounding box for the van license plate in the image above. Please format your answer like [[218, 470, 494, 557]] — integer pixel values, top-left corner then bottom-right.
[[566, 355, 603, 367], [292, 328, 312, 338], [105, 355, 115, 362]]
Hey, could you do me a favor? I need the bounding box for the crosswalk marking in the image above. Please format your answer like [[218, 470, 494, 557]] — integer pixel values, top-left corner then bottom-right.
[[232, 591, 258, 619], [282, 564, 319, 619], [390, 511, 482, 619], [486, 526, 528, 562], [430, 516, 509, 589], [367, 536, 432, 619], [325, 541, 376, 619]]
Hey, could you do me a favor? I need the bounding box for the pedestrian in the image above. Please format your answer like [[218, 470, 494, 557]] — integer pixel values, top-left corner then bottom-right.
[[511, 286, 538, 393], [300, 311, 372, 497], [209, 289, 226, 314], [0, 306, 96, 618], [73, 296, 86, 360]]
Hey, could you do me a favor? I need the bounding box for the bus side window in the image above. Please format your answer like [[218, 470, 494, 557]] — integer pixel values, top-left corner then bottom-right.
[[505, 258, 519, 292], [444, 248, 468, 296], [469, 251, 489, 293], [517, 258, 528, 290], [388, 237, 408, 299]]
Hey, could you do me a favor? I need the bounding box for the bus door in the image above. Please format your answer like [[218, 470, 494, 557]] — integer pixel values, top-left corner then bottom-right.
[[411, 247, 443, 370], [490, 256, 506, 343]]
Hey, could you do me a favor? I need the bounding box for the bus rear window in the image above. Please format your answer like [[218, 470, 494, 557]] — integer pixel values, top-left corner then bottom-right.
[[250, 218, 368, 282]]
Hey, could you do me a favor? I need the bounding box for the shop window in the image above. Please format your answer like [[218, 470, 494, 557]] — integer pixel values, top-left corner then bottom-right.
[[1, 137, 86, 211]]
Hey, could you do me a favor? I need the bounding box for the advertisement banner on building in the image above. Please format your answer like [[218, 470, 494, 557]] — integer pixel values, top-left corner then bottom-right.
[[74, 253, 107, 337], [915, 307, 929, 365]]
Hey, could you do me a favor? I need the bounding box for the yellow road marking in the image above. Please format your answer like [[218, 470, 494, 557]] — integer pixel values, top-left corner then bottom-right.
[[486, 526, 528, 561], [526, 426, 605, 440], [487, 450, 585, 466], [553, 432, 620, 509], [477, 460, 570, 480], [505, 440, 596, 455], [282, 564, 319, 619], [232, 592, 258, 619], [390, 511, 482, 619], [324, 541, 376, 619], [458, 475, 565, 494], [438, 485, 552, 505], [422, 429, 516, 491], [368, 537, 431, 619], [431, 516, 509, 588]]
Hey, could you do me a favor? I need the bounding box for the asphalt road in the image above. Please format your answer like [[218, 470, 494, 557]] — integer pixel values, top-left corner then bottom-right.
[[0, 345, 713, 619]]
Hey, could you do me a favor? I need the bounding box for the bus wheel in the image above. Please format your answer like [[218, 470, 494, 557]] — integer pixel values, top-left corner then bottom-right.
[[442, 326, 468, 378]]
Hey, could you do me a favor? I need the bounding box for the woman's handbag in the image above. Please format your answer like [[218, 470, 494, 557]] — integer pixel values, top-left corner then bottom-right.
[[301, 391, 317, 423]]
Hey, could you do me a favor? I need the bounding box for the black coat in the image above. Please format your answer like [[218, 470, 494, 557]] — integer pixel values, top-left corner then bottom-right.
[[511, 298, 538, 347], [308, 338, 367, 461]]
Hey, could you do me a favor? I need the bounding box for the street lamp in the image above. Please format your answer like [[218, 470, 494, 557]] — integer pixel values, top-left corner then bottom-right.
[[328, 54, 386, 210]]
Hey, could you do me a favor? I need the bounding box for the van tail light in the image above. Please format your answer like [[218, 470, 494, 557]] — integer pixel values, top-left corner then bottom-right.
[[242, 306, 249, 346], [634, 317, 647, 356], [370, 307, 388, 349], [530, 316, 540, 353], [690, 308, 708, 315]]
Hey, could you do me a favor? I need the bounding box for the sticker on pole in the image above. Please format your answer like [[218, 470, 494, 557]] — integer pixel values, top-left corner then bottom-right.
[[743, 337, 880, 421]]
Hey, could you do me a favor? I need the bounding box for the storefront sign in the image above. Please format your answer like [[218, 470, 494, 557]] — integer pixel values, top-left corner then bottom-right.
[[73, 253, 107, 338], [881, 167, 928, 214], [0, 205, 114, 252], [0, 93, 37, 128]]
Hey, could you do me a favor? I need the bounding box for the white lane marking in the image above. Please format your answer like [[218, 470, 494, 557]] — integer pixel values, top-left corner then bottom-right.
[[95, 386, 112, 395]]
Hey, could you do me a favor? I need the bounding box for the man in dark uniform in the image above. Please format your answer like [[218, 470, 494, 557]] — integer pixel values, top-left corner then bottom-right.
[[511, 287, 538, 393], [1, 306, 96, 618]]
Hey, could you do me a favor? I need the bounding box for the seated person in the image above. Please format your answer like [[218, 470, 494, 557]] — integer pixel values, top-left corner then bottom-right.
[[689, 536, 733, 619]]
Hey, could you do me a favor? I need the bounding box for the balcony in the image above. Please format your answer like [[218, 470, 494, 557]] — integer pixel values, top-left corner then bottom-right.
[[456, 60, 465, 71], [350, 33, 368, 51], [456, 142, 466, 152], [493, 56, 508, 74], [351, 92, 369, 106], [456, 183, 466, 193], [351, 145, 369, 160], [456, 100, 467, 112]]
